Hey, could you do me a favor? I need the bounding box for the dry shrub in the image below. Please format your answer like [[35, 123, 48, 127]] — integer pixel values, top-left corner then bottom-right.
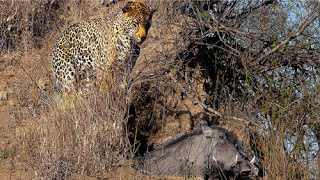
[[0, 0, 64, 53], [129, 1, 320, 179], [3, 0, 318, 179], [21, 84, 130, 179]]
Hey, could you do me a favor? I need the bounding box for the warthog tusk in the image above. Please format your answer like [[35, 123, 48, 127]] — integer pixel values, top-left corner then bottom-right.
[[236, 154, 238, 163], [250, 156, 256, 164], [212, 155, 217, 162]]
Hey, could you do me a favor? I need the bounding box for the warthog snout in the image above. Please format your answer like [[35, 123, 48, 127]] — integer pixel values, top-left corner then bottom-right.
[[240, 161, 252, 176]]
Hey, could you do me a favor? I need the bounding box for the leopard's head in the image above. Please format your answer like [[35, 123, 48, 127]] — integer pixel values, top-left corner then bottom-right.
[[122, 1, 156, 43]]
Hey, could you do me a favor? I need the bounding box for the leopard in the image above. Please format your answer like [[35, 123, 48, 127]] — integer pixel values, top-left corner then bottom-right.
[[51, 1, 155, 95]]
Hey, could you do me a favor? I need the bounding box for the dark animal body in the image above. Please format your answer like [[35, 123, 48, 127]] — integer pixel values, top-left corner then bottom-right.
[[137, 125, 256, 179]]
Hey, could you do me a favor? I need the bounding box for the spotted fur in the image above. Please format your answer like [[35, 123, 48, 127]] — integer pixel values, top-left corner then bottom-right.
[[51, 1, 154, 93]]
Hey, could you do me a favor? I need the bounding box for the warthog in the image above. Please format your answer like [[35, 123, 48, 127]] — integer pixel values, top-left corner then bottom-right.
[[137, 125, 257, 179]]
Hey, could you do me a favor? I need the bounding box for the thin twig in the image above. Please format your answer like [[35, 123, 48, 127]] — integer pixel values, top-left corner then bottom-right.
[[254, 3, 320, 66]]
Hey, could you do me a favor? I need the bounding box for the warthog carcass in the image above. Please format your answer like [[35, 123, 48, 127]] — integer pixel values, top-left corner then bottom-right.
[[137, 125, 257, 179]]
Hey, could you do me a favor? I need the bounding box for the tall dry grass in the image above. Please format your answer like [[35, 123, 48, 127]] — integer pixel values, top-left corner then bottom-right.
[[0, 0, 140, 178], [0, 0, 64, 54], [1, 0, 319, 179], [21, 85, 131, 179]]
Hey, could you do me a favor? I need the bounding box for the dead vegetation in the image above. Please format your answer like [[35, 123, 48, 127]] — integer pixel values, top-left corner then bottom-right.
[[21, 86, 129, 179], [0, 0, 64, 53], [0, 0, 319, 179]]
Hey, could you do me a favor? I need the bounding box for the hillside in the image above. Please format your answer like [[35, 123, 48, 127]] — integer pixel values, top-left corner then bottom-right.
[[1, 0, 319, 179]]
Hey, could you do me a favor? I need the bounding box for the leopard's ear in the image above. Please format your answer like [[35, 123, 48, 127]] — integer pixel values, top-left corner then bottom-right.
[[122, 1, 134, 13]]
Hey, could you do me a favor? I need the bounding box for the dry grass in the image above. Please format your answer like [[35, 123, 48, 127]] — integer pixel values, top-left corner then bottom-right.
[[0, 0, 64, 54], [21, 85, 130, 179], [0, 0, 135, 178], [0, 0, 319, 179]]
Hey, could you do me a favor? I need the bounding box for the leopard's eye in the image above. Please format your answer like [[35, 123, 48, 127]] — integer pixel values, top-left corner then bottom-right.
[[132, 22, 139, 29]]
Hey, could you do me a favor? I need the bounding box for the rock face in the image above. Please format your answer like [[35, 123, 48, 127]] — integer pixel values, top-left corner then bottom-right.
[[137, 125, 257, 179]]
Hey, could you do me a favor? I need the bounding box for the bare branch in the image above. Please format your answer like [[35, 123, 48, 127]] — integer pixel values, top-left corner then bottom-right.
[[225, 0, 276, 19], [253, 3, 320, 67], [168, 73, 257, 126]]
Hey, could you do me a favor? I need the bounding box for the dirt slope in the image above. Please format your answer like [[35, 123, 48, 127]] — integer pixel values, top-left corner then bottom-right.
[[0, 1, 184, 179]]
